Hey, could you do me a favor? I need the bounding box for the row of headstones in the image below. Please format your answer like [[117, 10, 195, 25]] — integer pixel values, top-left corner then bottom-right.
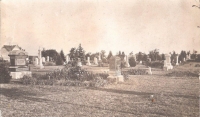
[[84, 55, 135, 67], [34, 56, 52, 65]]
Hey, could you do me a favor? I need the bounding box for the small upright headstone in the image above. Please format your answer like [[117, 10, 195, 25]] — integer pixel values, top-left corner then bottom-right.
[[188, 54, 191, 60], [47, 56, 49, 62], [35, 58, 38, 65], [163, 54, 173, 71], [66, 55, 69, 64], [77, 58, 82, 67], [42, 57, 45, 62], [176, 55, 179, 65], [125, 55, 130, 67], [86, 57, 91, 66], [94, 57, 98, 65], [35, 48, 44, 69], [108, 56, 124, 82], [147, 67, 152, 75], [183, 58, 186, 62]]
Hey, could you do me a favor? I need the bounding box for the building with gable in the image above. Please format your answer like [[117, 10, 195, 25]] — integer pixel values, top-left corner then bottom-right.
[[0, 45, 24, 61]]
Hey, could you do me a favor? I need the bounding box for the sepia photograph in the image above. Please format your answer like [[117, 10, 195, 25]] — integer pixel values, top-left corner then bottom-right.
[[0, 0, 200, 116]]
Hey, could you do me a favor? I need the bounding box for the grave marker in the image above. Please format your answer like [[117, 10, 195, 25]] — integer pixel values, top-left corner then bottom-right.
[[108, 56, 124, 82], [8, 50, 32, 79]]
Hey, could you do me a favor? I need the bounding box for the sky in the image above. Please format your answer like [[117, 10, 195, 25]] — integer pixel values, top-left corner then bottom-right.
[[1, 0, 200, 56]]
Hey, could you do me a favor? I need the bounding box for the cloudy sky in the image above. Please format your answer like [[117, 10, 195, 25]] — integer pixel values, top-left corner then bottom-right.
[[1, 0, 200, 55]]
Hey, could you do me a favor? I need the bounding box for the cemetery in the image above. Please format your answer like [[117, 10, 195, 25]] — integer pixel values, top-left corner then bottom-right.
[[0, 0, 200, 116], [0, 44, 199, 117]]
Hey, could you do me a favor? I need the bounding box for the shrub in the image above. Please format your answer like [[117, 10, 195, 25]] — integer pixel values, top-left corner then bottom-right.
[[148, 61, 164, 68], [20, 66, 111, 87], [127, 69, 147, 75], [56, 54, 64, 65], [102, 58, 107, 63], [129, 57, 136, 67], [0, 62, 12, 83], [166, 71, 198, 77], [44, 62, 56, 66]]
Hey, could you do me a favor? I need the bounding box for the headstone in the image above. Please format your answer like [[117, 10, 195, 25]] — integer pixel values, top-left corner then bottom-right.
[[176, 55, 179, 65], [183, 58, 185, 62], [35, 48, 44, 69], [47, 56, 49, 62], [147, 67, 152, 75], [66, 55, 69, 64], [77, 58, 82, 67], [94, 57, 98, 65], [8, 50, 32, 79], [188, 54, 191, 59], [86, 57, 91, 66], [125, 55, 130, 67], [35, 58, 38, 65], [108, 56, 124, 82], [124, 56, 126, 61], [134, 55, 137, 61], [140, 61, 142, 64], [42, 57, 45, 62], [163, 54, 173, 71]]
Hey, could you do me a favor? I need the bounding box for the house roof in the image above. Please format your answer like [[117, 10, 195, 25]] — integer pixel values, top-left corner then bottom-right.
[[8, 50, 28, 56], [2, 45, 22, 51]]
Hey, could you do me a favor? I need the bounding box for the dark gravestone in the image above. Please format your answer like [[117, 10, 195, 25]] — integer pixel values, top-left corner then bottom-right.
[[8, 50, 32, 79], [108, 56, 124, 82]]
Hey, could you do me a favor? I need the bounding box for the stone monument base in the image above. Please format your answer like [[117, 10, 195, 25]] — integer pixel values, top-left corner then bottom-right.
[[10, 71, 32, 79], [163, 64, 173, 71], [108, 71, 124, 82], [86, 63, 91, 66], [35, 65, 44, 69]]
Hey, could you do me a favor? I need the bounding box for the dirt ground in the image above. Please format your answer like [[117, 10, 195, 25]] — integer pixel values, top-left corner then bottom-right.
[[0, 63, 199, 117]]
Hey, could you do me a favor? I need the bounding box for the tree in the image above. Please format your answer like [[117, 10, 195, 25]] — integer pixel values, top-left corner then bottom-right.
[[60, 50, 66, 62], [42, 49, 59, 62], [56, 54, 64, 65], [138, 52, 143, 61], [129, 57, 136, 67], [69, 47, 76, 60], [107, 51, 113, 60], [162, 54, 165, 60], [121, 52, 125, 60], [85, 52, 91, 60], [142, 54, 147, 61], [101, 50, 106, 59], [75, 44, 85, 61]]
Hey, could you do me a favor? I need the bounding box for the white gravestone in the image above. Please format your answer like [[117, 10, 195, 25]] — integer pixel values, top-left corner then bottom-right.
[[125, 55, 130, 67], [36, 48, 44, 69], [176, 55, 179, 65], [86, 57, 91, 66], [47, 56, 49, 62], [163, 54, 173, 71], [42, 57, 45, 62], [66, 55, 69, 64], [94, 57, 98, 65], [35, 58, 38, 65], [147, 67, 152, 75], [77, 58, 82, 67]]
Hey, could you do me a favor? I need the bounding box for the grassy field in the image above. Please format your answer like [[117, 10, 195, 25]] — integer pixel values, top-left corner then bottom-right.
[[0, 63, 199, 117]]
